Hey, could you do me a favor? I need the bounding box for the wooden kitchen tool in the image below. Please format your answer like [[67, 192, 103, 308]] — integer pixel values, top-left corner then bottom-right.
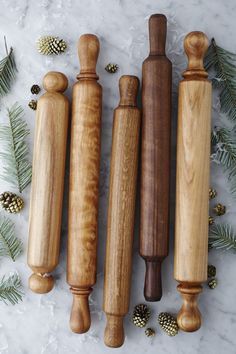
[[174, 31, 211, 332], [28, 71, 69, 294], [103, 75, 141, 348], [140, 14, 172, 301], [67, 34, 102, 334]]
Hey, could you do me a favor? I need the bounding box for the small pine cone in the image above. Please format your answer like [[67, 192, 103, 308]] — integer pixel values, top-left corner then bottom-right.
[[28, 100, 37, 110], [145, 328, 155, 337], [208, 264, 216, 278], [209, 188, 217, 200], [132, 304, 151, 328], [37, 36, 67, 55], [31, 84, 41, 95], [158, 312, 178, 336], [213, 203, 226, 216], [209, 216, 214, 225], [105, 63, 118, 73], [0, 192, 24, 213], [208, 278, 217, 289]]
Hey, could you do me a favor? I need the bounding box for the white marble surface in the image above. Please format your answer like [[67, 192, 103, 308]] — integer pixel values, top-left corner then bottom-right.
[[0, 0, 236, 353]]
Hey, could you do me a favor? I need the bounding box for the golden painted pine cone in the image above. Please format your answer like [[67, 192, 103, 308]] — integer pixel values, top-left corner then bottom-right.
[[0, 192, 24, 213]]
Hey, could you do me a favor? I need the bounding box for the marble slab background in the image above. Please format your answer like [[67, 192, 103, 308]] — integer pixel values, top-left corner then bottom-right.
[[0, 0, 235, 353]]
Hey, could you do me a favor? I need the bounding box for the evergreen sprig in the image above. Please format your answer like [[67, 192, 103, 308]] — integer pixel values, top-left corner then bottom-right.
[[0, 215, 22, 261], [0, 37, 17, 97], [205, 38, 236, 122], [0, 103, 32, 193], [0, 273, 23, 305], [211, 127, 236, 168], [209, 223, 236, 251]]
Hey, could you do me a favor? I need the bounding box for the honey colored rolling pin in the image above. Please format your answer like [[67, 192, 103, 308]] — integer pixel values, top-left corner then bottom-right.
[[103, 75, 141, 348], [140, 14, 172, 301], [67, 34, 102, 334], [174, 32, 212, 332], [28, 71, 69, 294]]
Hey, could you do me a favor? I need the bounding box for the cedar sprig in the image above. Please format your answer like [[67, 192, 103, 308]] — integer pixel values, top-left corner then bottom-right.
[[0, 215, 23, 261], [0, 37, 17, 97], [209, 223, 236, 251], [0, 273, 23, 305], [0, 103, 32, 193]]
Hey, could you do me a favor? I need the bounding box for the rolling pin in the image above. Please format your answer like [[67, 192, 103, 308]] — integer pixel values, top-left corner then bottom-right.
[[103, 75, 141, 348], [140, 14, 172, 301], [174, 32, 211, 332], [28, 71, 69, 294], [67, 34, 102, 334]]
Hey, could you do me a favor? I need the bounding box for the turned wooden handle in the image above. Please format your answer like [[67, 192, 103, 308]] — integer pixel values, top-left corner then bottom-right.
[[174, 31, 211, 332], [140, 14, 172, 301], [67, 34, 102, 334], [28, 71, 69, 294], [103, 75, 140, 348]]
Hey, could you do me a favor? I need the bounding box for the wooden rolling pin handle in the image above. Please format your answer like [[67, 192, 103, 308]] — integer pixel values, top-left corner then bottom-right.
[[29, 273, 54, 294], [104, 314, 124, 348], [77, 34, 99, 80], [177, 284, 202, 332], [119, 75, 139, 106], [70, 287, 92, 333], [144, 259, 162, 301], [149, 14, 167, 55]]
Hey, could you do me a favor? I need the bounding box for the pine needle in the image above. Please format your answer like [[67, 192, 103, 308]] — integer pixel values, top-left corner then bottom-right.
[[205, 38, 236, 122], [0, 103, 32, 193], [209, 223, 236, 251], [0, 273, 23, 305], [0, 37, 17, 97], [0, 215, 22, 261]]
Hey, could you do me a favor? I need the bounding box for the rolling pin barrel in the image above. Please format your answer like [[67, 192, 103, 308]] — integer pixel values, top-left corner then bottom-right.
[[67, 34, 102, 334], [28, 71, 69, 294], [174, 32, 211, 332], [103, 75, 140, 348]]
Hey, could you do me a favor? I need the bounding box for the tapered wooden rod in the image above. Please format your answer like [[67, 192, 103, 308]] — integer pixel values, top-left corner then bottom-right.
[[174, 31, 212, 332]]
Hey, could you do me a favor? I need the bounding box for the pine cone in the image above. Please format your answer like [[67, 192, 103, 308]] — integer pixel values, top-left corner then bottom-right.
[[213, 203, 226, 216], [105, 63, 118, 73], [31, 84, 41, 95], [0, 192, 24, 213], [209, 188, 217, 199], [208, 264, 216, 278], [37, 36, 67, 55], [28, 100, 37, 110], [158, 312, 178, 336], [209, 216, 214, 225], [132, 304, 150, 328], [208, 278, 217, 289], [145, 328, 155, 337]]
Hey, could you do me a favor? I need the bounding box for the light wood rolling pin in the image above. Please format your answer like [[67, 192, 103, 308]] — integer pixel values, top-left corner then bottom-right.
[[103, 75, 140, 348], [140, 14, 172, 301], [67, 34, 102, 334], [28, 71, 69, 294], [174, 31, 212, 332]]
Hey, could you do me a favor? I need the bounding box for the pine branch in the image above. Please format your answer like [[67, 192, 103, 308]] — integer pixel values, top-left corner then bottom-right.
[[0, 273, 23, 305], [0, 215, 23, 261], [205, 38, 236, 122], [211, 127, 236, 167], [209, 223, 236, 251], [0, 103, 32, 193], [0, 38, 17, 97]]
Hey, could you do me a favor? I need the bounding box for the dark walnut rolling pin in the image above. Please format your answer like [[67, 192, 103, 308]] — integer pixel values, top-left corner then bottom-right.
[[174, 32, 212, 332], [28, 71, 69, 294], [103, 75, 141, 348], [140, 14, 172, 301], [67, 34, 102, 334]]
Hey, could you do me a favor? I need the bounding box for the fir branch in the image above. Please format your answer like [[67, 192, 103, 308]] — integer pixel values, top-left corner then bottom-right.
[[209, 223, 236, 251], [0, 273, 23, 305], [0, 215, 23, 261], [211, 127, 236, 167], [0, 103, 32, 193], [205, 38, 236, 122], [0, 38, 17, 97]]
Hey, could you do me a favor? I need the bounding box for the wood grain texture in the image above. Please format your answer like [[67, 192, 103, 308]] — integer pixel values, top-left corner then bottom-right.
[[103, 75, 140, 348], [67, 34, 102, 334], [140, 14, 172, 301], [174, 31, 212, 332], [28, 71, 69, 294]]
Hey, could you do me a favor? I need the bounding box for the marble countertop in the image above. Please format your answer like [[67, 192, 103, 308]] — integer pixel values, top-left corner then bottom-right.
[[0, 0, 236, 353]]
